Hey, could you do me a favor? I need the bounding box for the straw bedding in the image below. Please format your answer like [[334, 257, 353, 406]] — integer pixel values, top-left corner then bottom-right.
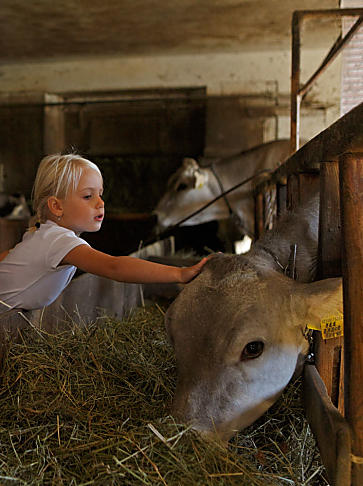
[[0, 303, 328, 485]]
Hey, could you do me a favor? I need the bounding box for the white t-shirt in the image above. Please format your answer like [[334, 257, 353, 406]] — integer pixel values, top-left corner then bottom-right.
[[0, 221, 90, 310]]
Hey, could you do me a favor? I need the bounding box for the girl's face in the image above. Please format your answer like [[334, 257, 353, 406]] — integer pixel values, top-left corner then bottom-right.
[[58, 168, 104, 234]]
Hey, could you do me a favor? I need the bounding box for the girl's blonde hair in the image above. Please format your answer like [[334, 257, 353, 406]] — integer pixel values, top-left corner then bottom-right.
[[30, 153, 101, 229]]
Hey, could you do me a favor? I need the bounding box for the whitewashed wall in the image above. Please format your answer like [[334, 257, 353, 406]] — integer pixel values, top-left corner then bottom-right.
[[0, 47, 341, 143]]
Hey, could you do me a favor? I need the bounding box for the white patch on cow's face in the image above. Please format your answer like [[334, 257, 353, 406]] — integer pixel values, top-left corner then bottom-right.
[[190, 348, 298, 441], [171, 304, 306, 440]]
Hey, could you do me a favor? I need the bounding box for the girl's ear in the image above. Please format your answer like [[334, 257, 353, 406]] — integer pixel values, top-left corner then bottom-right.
[[47, 196, 63, 218]]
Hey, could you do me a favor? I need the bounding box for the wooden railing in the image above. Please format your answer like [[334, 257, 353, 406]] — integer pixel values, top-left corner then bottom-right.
[[254, 101, 363, 486]]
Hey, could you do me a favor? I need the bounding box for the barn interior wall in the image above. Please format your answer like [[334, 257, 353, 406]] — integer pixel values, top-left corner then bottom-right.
[[0, 47, 341, 196]]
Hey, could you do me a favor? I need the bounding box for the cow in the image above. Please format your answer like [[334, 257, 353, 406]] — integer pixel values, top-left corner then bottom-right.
[[165, 195, 342, 440], [153, 139, 292, 252]]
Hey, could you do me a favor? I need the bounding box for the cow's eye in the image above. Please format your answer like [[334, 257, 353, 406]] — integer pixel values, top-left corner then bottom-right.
[[240, 341, 264, 360], [176, 182, 188, 192]]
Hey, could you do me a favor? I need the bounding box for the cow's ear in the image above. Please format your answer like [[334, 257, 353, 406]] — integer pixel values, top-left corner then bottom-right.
[[193, 169, 207, 189], [293, 277, 343, 329], [182, 157, 199, 170]]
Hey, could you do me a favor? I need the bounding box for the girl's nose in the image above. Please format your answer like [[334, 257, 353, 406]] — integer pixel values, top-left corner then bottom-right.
[[96, 196, 104, 208]]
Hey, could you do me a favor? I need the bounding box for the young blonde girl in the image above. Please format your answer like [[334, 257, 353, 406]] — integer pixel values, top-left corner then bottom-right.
[[0, 154, 210, 311]]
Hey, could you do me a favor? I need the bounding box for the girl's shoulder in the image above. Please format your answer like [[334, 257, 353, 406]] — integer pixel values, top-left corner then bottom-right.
[[16, 222, 81, 254], [31, 221, 76, 238]]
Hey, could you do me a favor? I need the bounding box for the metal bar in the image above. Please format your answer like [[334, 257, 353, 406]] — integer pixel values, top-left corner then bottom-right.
[[297, 8, 363, 18], [290, 8, 363, 153], [299, 16, 363, 99], [290, 11, 302, 153]]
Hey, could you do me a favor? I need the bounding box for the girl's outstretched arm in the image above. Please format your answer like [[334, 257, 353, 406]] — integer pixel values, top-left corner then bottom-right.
[[61, 245, 210, 284]]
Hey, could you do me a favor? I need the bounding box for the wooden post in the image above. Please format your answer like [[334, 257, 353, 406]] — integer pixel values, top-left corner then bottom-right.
[[318, 161, 342, 277], [254, 191, 264, 240], [276, 183, 287, 217], [43, 94, 65, 153], [287, 172, 320, 210], [316, 161, 344, 412], [339, 152, 363, 486]]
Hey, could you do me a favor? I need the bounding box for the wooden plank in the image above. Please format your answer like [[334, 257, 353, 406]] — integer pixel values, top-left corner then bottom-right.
[[287, 172, 320, 210], [316, 160, 344, 413], [318, 161, 342, 278], [303, 365, 351, 486], [43, 94, 66, 153], [276, 183, 287, 217], [339, 152, 363, 485]]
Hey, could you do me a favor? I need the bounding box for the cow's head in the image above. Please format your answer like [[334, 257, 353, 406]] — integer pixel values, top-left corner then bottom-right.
[[154, 158, 227, 230], [165, 254, 342, 440]]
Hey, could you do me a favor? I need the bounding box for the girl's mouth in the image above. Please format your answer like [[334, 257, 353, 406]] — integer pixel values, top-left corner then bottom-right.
[[95, 215, 104, 222]]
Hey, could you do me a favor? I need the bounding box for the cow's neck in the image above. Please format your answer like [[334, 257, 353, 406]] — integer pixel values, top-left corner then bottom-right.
[[210, 156, 256, 190]]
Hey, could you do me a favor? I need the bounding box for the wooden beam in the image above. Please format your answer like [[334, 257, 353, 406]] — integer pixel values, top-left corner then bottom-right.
[[303, 365, 351, 486], [315, 161, 344, 412], [318, 161, 342, 278], [340, 152, 363, 485], [286, 172, 320, 210]]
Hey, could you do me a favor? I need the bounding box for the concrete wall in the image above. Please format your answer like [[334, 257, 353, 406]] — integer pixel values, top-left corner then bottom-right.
[[0, 47, 341, 137], [0, 47, 342, 195]]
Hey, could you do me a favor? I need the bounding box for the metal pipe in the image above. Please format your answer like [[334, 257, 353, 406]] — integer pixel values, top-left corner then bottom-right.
[[299, 16, 363, 99], [290, 8, 363, 154], [290, 11, 302, 153]]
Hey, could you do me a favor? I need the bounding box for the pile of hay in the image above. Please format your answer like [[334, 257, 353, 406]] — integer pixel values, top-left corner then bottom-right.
[[0, 303, 328, 485]]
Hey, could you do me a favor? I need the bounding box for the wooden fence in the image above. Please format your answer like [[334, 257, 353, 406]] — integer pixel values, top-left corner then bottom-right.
[[254, 101, 362, 486]]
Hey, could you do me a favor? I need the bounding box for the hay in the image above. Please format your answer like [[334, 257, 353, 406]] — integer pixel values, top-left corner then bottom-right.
[[0, 303, 328, 485]]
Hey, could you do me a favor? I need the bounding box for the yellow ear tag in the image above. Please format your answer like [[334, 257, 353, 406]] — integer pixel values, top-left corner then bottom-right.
[[197, 183, 204, 189], [307, 313, 344, 339]]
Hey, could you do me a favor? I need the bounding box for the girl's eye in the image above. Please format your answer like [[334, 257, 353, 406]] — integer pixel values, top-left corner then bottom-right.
[[240, 341, 264, 361], [84, 195, 92, 199]]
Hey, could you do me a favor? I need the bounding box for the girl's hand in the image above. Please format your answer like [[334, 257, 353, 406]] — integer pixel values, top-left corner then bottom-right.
[[179, 255, 212, 283]]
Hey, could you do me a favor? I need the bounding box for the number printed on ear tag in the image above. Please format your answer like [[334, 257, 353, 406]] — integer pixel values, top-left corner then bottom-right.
[[320, 314, 344, 340]]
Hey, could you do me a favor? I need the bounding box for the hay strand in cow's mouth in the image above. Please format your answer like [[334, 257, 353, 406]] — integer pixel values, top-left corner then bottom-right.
[[0, 303, 327, 485]]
